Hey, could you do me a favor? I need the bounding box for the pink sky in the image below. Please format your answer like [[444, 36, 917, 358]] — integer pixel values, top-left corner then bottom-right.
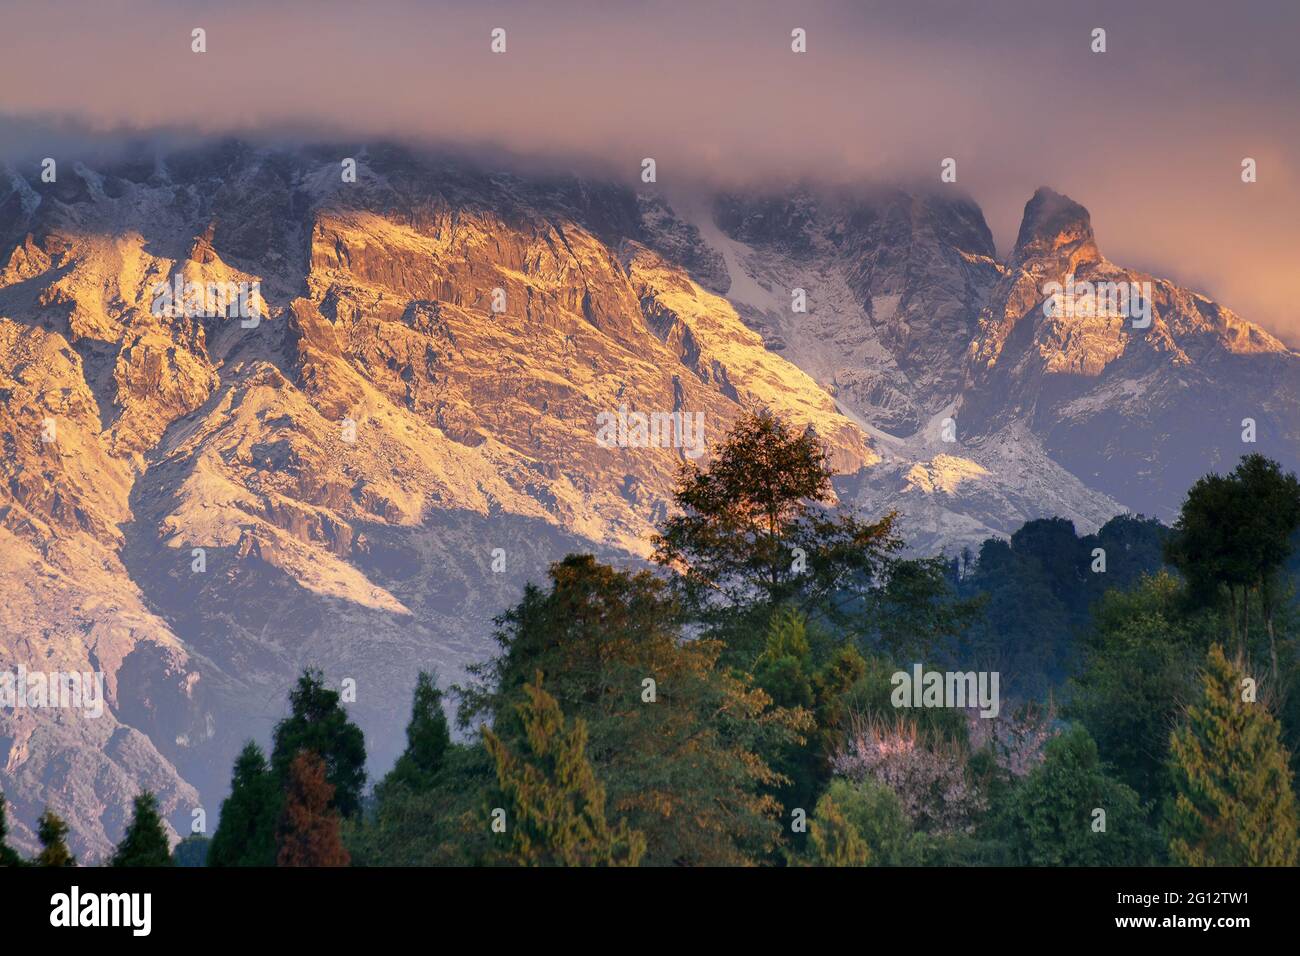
[[2, 0, 1296, 341]]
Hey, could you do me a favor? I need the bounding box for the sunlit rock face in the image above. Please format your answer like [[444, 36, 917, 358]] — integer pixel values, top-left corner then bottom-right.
[[0, 142, 875, 857], [1, 143, 1295, 856], [660, 183, 1300, 542]]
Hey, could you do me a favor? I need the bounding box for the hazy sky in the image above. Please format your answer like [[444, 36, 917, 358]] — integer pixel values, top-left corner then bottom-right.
[[2, 0, 1297, 341]]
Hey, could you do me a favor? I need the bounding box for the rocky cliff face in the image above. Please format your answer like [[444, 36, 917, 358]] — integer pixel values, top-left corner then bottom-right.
[[655, 184, 1300, 551], [1, 143, 1295, 856], [0, 142, 875, 857]]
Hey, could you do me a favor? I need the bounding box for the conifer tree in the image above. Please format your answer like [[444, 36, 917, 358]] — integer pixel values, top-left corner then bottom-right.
[[382, 671, 451, 794], [272, 669, 366, 818], [110, 792, 174, 867], [483, 674, 644, 867], [1168, 644, 1299, 865], [0, 792, 24, 867], [34, 809, 76, 867], [277, 750, 350, 867], [808, 793, 871, 866], [208, 741, 279, 867]]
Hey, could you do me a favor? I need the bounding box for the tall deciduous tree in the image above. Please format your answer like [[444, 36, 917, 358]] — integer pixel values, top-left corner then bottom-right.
[[1166, 454, 1300, 677], [277, 750, 350, 867], [483, 674, 644, 867], [459, 555, 805, 865], [1168, 644, 1298, 866], [652, 410, 900, 627], [110, 792, 173, 867]]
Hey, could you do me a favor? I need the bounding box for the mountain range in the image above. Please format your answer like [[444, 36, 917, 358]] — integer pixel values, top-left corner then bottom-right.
[[2, 139, 1296, 856]]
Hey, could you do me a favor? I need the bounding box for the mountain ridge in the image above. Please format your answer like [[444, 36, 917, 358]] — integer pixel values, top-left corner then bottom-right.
[[1, 141, 1296, 856]]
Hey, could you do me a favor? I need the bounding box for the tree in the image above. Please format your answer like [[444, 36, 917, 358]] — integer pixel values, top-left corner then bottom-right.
[[208, 741, 279, 867], [806, 792, 870, 866], [272, 669, 366, 818], [34, 809, 76, 867], [346, 742, 496, 867], [171, 835, 211, 867], [1066, 571, 1211, 806], [458, 554, 805, 865], [1167, 644, 1298, 866], [1001, 725, 1157, 866], [277, 750, 350, 867], [652, 410, 900, 634], [110, 792, 173, 867], [483, 674, 644, 867], [1166, 455, 1300, 677], [815, 778, 915, 865], [381, 671, 451, 795], [0, 792, 24, 867]]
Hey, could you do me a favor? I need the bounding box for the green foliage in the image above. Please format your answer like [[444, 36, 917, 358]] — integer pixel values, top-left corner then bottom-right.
[[345, 670, 484, 865], [171, 834, 210, 867], [753, 607, 815, 709], [208, 741, 279, 867], [271, 669, 367, 819], [0, 792, 24, 867], [1001, 725, 1157, 865], [483, 675, 644, 867], [806, 792, 870, 866], [346, 743, 495, 866], [866, 556, 983, 663], [1166, 455, 1300, 676], [1167, 644, 1298, 865], [110, 791, 173, 867], [381, 671, 451, 795], [816, 778, 912, 865], [1066, 571, 1212, 805], [961, 514, 1168, 693], [459, 554, 805, 866], [34, 809, 76, 867], [652, 410, 901, 635]]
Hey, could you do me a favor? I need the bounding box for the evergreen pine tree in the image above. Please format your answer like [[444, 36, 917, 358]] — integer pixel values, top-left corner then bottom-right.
[[276, 750, 350, 867], [808, 793, 871, 866], [0, 792, 25, 867], [1168, 644, 1299, 865], [383, 671, 451, 793], [110, 792, 174, 867], [208, 741, 279, 867], [272, 669, 367, 818], [171, 834, 211, 867], [483, 673, 644, 867], [34, 809, 76, 867]]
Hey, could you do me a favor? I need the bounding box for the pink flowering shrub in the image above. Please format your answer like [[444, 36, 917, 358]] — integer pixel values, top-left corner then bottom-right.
[[831, 716, 985, 834], [965, 699, 1058, 778]]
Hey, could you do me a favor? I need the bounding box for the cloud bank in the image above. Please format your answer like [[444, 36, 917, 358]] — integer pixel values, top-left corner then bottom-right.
[[2, 0, 1296, 339]]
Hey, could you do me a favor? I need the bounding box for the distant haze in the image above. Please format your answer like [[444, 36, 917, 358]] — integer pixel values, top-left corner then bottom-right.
[[2, 0, 1297, 341]]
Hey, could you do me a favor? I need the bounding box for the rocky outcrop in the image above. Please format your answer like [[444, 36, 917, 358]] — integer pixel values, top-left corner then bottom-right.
[[0, 143, 875, 857]]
